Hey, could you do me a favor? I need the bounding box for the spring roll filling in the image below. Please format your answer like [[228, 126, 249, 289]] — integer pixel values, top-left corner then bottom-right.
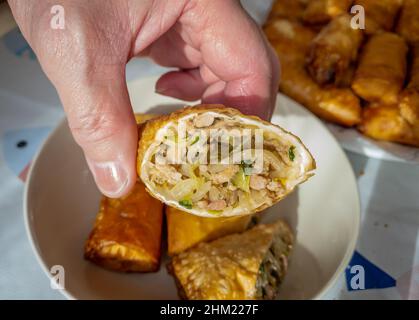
[[255, 233, 292, 300], [142, 112, 309, 215]]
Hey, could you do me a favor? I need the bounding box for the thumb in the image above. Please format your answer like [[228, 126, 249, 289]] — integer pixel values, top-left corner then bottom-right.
[[55, 66, 138, 198]]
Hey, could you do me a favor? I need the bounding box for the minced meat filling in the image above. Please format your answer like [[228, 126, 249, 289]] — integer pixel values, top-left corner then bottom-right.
[[146, 114, 300, 214], [255, 234, 292, 300]]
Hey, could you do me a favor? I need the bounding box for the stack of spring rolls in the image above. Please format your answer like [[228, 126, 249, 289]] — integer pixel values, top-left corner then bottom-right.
[[85, 107, 316, 300], [264, 0, 419, 147]]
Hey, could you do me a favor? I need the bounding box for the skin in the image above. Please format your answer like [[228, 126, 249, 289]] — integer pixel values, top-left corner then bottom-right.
[[8, 0, 279, 198]]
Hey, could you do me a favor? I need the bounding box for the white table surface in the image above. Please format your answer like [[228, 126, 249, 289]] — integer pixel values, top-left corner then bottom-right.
[[0, 1, 418, 300]]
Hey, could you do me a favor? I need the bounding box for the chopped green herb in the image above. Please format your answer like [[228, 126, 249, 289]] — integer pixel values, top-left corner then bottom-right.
[[190, 136, 200, 146], [240, 160, 254, 176], [179, 199, 193, 209], [288, 146, 296, 162], [232, 167, 250, 192]]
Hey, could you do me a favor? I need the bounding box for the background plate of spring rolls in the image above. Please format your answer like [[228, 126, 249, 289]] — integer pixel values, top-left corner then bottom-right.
[[264, 0, 419, 164], [24, 76, 360, 299]]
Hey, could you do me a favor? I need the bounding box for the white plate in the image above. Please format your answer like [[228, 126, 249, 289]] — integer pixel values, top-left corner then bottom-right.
[[327, 122, 419, 164], [24, 77, 360, 300]]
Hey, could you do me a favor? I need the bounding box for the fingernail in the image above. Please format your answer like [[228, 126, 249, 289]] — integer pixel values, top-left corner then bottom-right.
[[155, 86, 169, 94], [86, 159, 129, 198]]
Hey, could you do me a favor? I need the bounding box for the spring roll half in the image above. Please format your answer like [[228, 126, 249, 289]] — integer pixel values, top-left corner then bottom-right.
[[352, 32, 408, 105], [354, 0, 403, 35], [400, 44, 419, 126], [166, 206, 256, 256], [307, 14, 364, 86], [359, 103, 419, 147], [137, 105, 315, 218], [84, 181, 164, 272], [168, 221, 293, 300], [302, 0, 353, 25], [396, 0, 419, 44]]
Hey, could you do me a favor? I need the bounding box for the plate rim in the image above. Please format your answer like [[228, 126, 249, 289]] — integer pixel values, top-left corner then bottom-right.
[[23, 83, 361, 300]]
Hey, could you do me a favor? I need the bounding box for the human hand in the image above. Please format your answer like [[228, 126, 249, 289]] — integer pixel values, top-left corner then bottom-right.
[[8, 0, 279, 197]]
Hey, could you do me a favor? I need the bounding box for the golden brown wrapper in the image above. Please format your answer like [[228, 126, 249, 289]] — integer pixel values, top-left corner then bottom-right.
[[166, 206, 254, 256], [354, 0, 403, 35], [302, 0, 352, 25], [84, 181, 164, 272], [359, 104, 419, 147], [137, 104, 315, 218], [352, 32, 408, 105], [397, 0, 419, 44], [307, 14, 364, 86], [168, 221, 293, 300], [265, 19, 361, 127], [267, 0, 307, 22]]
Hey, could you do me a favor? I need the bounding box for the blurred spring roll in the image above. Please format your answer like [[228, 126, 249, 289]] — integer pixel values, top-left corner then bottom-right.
[[400, 44, 419, 126], [137, 105, 315, 218], [265, 19, 361, 126], [359, 104, 419, 147], [307, 14, 364, 86], [396, 0, 419, 44], [84, 181, 164, 272], [168, 221, 294, 300], [353, 0, 403, 35], [267, 0, 307, 22], [352, 32, 408, 105], [302, 0, 353, 25], [166, 206, 256, 256]]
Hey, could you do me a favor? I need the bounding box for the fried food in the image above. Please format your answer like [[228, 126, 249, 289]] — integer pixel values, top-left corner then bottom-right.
[[166, 206, 255, 256], [354, 0, 403, 34], [400, 45, 419, 127], [168, 221, 294, 300], [359, 104, 419, 147], [84, 181, 164, 272], [352, 32, 408, 105], [137, 105, 315, 218], [307, 14, 364, 86], [265, 19, 361, 126], [302, 0, 353, 25], [397, 0, 419, 44], [267, 0, 307, 22]]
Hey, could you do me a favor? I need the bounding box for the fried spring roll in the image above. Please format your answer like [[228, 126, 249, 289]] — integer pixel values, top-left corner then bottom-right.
[[84, 182, 164, 272], [302, 0, 353, 25], [359, 104, 419, 147], [267, 0, 307, 22], [137, 105, 315, 218], [307, 14, 364, 86], [354, 0, 403, 35], [400, 44, 419, 126], [396, 0, 419, 44], [166, 206, 255, 256], [168, 221, 294, 300], [265, 19, 361, 126], [352, 32, 408, 105]]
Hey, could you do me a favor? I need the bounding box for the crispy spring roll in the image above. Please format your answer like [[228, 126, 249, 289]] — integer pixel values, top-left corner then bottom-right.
[[265, 19, 361, 126], [307, 14, 364, 86], [302, 0, 353, 25], [352, 32, 408, 105], [354, 0, 403, 35], [400, 44, 419, 126], [84, 181, 164, 272], [359, 104, 419, 147], [166, 206, 255, 256], [397, 0, 419, 44], [267, 0, 307, 22], [168, 221, 294, 300], [137, 105, 315, 218]]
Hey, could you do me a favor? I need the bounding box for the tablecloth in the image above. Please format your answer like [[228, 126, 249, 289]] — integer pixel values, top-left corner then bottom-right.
[[0, 0, 418, 300]]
